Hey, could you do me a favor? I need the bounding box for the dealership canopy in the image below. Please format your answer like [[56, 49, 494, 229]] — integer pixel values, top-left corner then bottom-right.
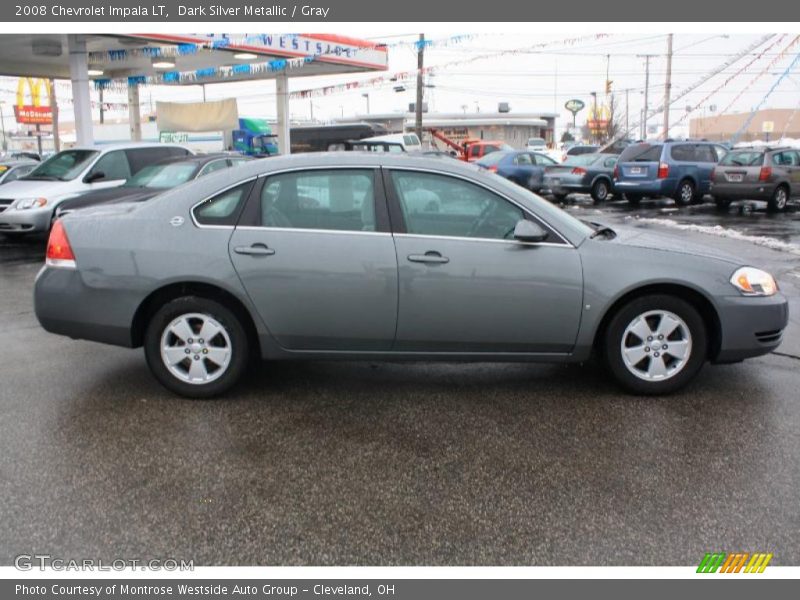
[[0, 34, 389, 153]]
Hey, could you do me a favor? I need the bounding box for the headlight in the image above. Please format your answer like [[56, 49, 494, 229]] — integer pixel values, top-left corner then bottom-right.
[[15, 197, 48, 210], [730, 267, 778, 296]]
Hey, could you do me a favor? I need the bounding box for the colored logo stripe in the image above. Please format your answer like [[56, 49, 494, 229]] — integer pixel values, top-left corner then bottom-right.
[[697, 552, 773, 573]]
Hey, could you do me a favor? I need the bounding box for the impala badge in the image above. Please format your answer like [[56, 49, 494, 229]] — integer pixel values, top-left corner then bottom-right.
[[170, 216, 185, 227]]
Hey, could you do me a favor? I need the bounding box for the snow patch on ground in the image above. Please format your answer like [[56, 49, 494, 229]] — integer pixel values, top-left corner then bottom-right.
[[631, 217, 800, 256]]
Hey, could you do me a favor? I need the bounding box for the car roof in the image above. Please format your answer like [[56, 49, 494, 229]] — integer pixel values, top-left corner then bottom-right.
[[63, 142, 193, 153], [150, 153, 242, 167]]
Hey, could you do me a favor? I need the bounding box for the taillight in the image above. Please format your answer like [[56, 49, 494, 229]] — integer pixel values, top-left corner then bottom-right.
[[657, 162, 670, 179], [571, 167, 587, 175], [487, 165, 498, 173], [759, 166, 772, 182], [613, 165, 619, 179], [46, 220, 76, 269]]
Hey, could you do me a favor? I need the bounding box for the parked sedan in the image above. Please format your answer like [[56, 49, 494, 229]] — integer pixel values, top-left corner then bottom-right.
[[0, 160, 37, 185], [543, 153, 618, 203], [711, 146, 800, 212], [35, 153, 787, 398], [476, 150, 558, 193], [55, 154, 252, 218]]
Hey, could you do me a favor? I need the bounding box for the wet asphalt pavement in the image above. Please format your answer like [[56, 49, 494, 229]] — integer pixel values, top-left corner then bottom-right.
[[1, 196, 799, 566]]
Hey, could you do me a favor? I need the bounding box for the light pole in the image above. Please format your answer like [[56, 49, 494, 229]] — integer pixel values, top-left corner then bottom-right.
[[590, 91, 597, 144], [0, 101, 7, 152]]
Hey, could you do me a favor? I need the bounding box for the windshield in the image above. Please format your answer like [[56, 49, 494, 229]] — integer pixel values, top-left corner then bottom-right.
[[618, 144, 663, 163], [24, 149, 99, 181], [123, 162, 199, 188], [720, 151, 765, 167]]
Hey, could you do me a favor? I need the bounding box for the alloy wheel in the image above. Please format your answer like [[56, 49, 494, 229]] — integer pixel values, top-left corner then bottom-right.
[[160, 312, 232, 385], [620, 310, 692, 381]]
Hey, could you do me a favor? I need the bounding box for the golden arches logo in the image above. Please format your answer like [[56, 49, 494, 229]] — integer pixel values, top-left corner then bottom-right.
[[14, 77, 54, 125]]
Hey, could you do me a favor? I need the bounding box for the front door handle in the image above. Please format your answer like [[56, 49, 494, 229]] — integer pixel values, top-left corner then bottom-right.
[[408, 251, 449, 264], [234, 243, 275, 256]]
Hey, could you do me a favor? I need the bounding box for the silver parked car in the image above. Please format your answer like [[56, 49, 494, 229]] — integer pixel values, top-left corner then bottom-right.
[[34, 153, 788, 398]]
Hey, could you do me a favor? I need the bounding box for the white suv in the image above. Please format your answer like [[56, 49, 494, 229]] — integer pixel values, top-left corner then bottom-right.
[[0, 143, 192, 234]]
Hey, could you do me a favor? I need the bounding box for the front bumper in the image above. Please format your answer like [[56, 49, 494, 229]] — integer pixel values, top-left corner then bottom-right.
[[710, 182, 773, 201], [713, 293, 789, 362], [0, 206, 51, 233]]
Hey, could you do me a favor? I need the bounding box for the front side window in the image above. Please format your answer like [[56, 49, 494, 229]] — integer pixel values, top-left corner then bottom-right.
[[87, 150, 131, 181], [25, 149, 99, 181], [391, 171, 524, 240], [513, 153, 533, 166], [194, 182, 252, 226], [670, 144, 694, 162], [260, 169, 376, 232]]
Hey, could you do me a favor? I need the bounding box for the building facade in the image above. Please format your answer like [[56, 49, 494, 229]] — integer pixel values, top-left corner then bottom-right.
[[689, 108, 800, 143]]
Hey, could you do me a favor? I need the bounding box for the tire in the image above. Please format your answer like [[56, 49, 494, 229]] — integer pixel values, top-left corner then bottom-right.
[[674, 179, 696, 206], [144, 296, 249, 398], [625, 194, 643, 206], [767, 185, 789, 212], [714, 198, 732, 210], [603, 294, 707, 395], [591, 179, 611, 204]]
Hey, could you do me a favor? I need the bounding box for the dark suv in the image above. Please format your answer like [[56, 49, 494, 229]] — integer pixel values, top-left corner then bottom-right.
[[613, 140, 727, 205], [711, 146, 800, 212]]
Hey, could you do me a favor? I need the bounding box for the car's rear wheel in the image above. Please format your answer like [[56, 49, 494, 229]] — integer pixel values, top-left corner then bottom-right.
[[768, 185, 789, 212], [591, 179, 611, 203], [674, 179, 696, 206], [144, 296, 249, 398], [714, 197, 732, 210], [603, 294, 707, 395]]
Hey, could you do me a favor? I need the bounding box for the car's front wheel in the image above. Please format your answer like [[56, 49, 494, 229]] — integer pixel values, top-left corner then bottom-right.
[[603, 294, 707, 395], [144, 296, 249, 398]]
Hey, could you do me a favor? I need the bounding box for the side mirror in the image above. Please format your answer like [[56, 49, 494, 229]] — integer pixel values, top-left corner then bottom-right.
[[85, 171, 106, 184], [513, 219, 548, 243]]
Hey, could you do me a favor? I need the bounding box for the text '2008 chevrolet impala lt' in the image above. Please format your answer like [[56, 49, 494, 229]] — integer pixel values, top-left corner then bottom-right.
[[33, 153, 788, 398]]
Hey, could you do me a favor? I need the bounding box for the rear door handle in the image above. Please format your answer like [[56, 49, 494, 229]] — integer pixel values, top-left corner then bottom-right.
[[408, 251, 449, 264], [234, 243, 275, 256]]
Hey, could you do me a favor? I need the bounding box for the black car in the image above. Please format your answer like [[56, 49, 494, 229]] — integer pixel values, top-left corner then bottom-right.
[[56, 153, 251, 218]]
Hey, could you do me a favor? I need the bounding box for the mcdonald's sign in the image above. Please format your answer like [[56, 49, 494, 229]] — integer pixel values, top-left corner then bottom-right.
[[696, 552, 773, 573], [14, 77, 53, 125]]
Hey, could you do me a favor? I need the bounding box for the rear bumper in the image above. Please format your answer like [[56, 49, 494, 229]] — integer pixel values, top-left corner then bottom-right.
[[613, 178, 675, 197], [710, 182, 773, 200], [34, 266, 136, 348], [543, 175, 591, 195], [713, 293, 789, 362]]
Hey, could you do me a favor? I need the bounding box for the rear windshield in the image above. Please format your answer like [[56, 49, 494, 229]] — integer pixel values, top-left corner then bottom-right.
[[720, 151, 765, 167], [619, 144, 663, 163], [123, 162, 199, 188], [564, 154, 603, 166], [476, 151, 509, 166]]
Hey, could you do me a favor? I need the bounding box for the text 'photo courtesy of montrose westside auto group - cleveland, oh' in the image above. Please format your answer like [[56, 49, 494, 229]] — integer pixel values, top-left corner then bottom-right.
[[0, 1, 799, 598]]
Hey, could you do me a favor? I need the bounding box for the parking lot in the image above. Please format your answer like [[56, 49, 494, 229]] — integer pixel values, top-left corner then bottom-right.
[[1, 197, 799, 566]]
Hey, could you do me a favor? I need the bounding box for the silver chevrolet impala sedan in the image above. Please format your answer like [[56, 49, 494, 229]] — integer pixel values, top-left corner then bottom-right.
[[34, 153, 788, 398]]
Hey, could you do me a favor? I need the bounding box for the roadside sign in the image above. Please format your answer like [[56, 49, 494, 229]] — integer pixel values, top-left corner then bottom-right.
[[762, 121, 774, 133], [159, 132, 189, 143], [565, 99, 585, 115]]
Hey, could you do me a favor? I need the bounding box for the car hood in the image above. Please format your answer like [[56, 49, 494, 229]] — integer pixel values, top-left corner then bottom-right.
[[0, 178, 69, 198], [594, 222, 741, 265]]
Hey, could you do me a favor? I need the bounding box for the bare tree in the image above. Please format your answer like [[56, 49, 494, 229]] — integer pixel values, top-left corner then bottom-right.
[[604, 93, 623, 143]]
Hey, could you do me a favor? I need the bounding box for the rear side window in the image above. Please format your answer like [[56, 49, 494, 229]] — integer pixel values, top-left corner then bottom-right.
[[720, 151, 764, 166], [696, 145, 718, 163], [670, 144, 695, 162], [771, 151, 800, 167], [619, 144, 663, 162], [125, 147, 189, 175], [260, 169, 376, 232], [194, 182, 252, 226]]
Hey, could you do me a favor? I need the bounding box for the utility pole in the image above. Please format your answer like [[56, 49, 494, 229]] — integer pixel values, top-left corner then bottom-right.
[[49, 78, 60, 152], [625, 88, 630, 137], [415, 33, 424, 141], [663, 34, 673, 139], [98, 87, 104, 125], [638, 54, 655, 139]]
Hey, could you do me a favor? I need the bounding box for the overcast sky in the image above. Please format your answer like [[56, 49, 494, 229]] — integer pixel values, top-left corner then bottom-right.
[[3, 33, 800, 139]]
